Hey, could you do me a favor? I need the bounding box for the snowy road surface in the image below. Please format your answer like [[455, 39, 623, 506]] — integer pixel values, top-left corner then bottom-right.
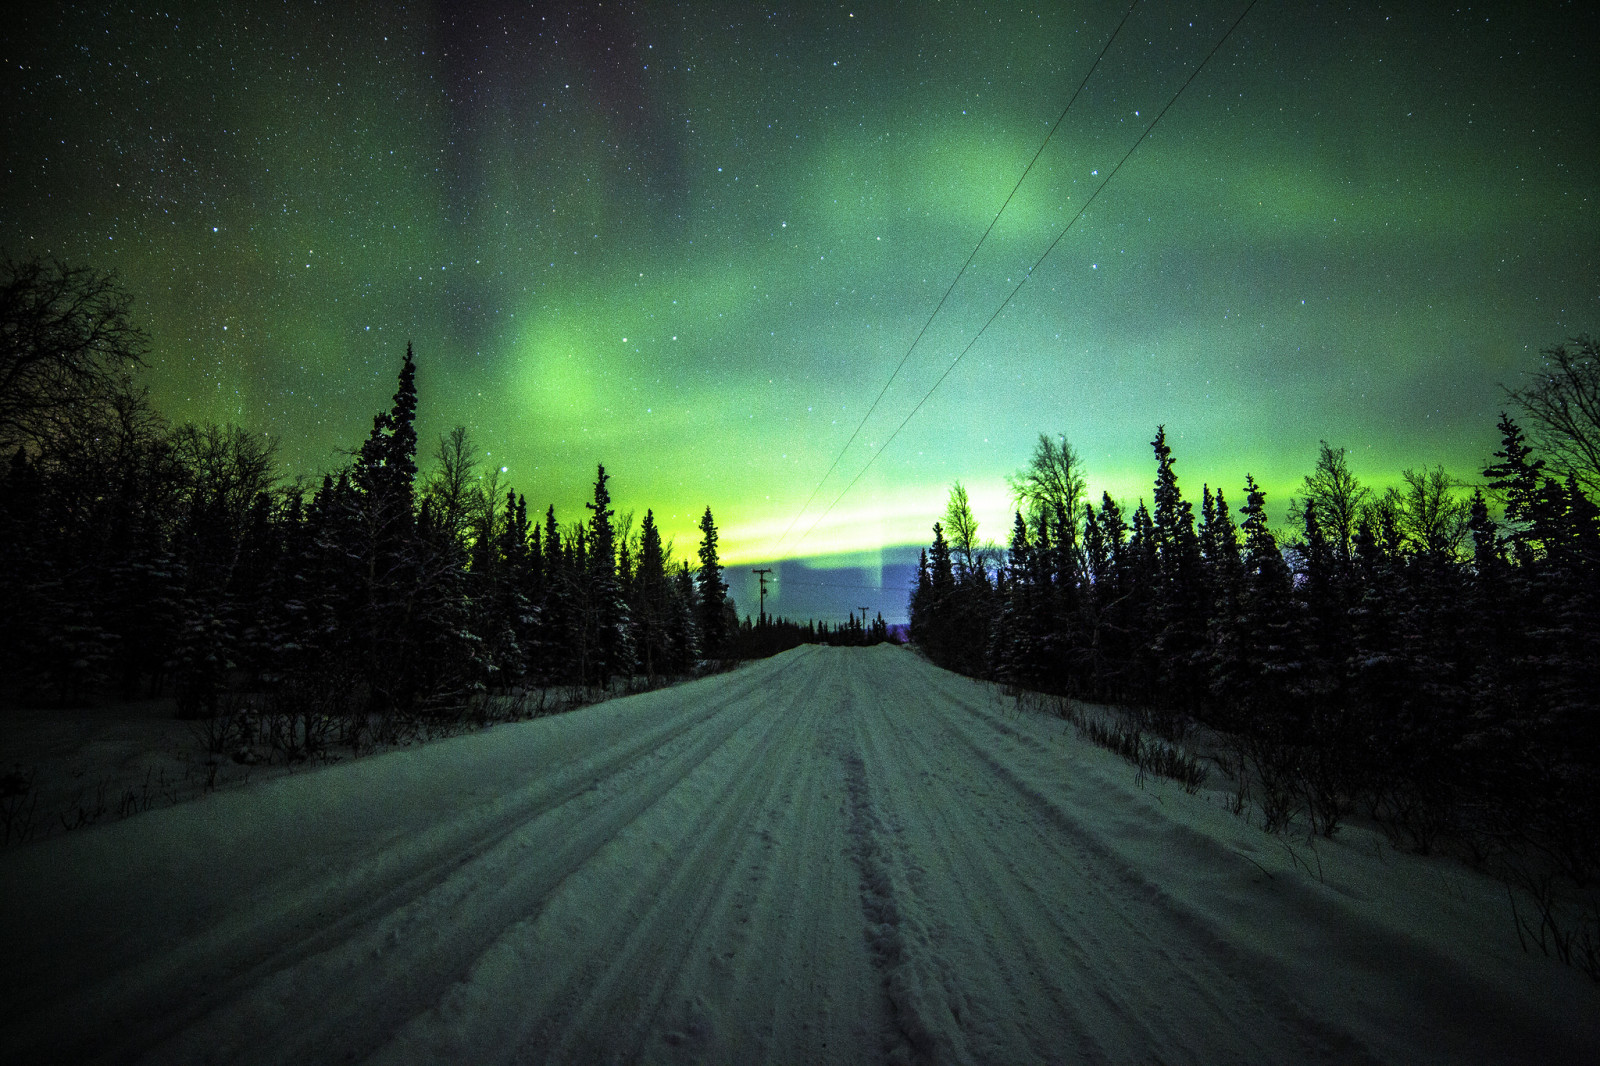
[[2, 644, 1595, 1064]]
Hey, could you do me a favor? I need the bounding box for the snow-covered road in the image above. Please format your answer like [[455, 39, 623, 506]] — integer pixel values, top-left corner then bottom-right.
[[2, 644, 1595, 1064]]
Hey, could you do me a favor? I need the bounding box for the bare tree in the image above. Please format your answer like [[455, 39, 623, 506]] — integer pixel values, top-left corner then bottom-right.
[[421, 426, 478, 545], [0, 256, 148, 453], [171, 423, 278, 520], [468, 465, 508, 565], [1007, 433, 1086, 546], [1290, 441, 1370, 565], [40, 378, 178, 542], [1389, 465, 1470, 558], [1505, 335, 1600, 498], [943, 481, 980, 577]]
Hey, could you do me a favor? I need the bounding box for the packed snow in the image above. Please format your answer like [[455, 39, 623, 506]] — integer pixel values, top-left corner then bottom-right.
[[2, 644, 1595, 1064]]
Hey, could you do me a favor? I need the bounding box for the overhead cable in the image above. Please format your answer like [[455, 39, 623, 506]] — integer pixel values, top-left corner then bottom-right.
[[792, 0, 1262, 550], [772, 0, 1142, 553]]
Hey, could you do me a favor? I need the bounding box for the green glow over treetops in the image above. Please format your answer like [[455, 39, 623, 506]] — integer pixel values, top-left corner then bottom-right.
[[3, 2, 1594, 619]]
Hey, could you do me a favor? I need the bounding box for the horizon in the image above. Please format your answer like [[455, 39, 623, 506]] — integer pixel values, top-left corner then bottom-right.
[[4, 1, 1594, 621]]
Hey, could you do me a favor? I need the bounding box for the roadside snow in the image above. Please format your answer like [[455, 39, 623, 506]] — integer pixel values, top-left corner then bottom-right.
[[2, 644, 1594, 1064]]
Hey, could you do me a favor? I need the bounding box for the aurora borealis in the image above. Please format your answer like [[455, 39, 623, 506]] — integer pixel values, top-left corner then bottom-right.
[[3, 2, 1595, 622]]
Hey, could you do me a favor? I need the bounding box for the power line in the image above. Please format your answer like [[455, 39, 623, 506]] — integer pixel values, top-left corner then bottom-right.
[[791, 0, 1262, 551], [772, 0, 1142, 554]]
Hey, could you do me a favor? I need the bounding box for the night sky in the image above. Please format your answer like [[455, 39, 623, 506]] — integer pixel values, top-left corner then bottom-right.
[[3, 2, 1595, 621]]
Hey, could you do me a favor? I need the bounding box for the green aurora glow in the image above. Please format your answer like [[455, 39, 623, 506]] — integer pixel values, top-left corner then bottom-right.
[[3, 2, 1595, 620]]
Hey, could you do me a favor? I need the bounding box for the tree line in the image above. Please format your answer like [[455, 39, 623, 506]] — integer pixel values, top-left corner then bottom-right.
[[0, 257, 746, 745], [728, 610, 895, 660], [911, 339, 1599, 970]]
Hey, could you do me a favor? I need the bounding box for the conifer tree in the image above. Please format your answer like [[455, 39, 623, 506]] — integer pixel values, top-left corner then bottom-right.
[[409, 495, 482, 711], [532, 506, 576, 683], [1484, 414, 1545, 564], [668, 561, 700, 673], [929, 521, 955, 597], [631, 509, 670, 679], [475, 489, 533, 688], [991, 512, 1041, 688], [696, 506, 728, 660], [1149, 427, 1206, 712], [353, 344, 419, 540], [581, 464, 632, 685], [1211, 476, 1295, 723], [909, 548, 932, 639], [914, 522, 959, 668], [347, 347, 422, 720]]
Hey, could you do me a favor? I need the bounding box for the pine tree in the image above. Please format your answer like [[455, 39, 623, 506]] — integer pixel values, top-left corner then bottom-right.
[[1295, 499, 1358, 834], [918, 522, 959, 668], [409, 496, 483, 712], [1211, 476, 1295, 724], [1484, 413, 1545, 565], [354, 344, 419, 525], [991, 512, 1045, 688], [696, 506, 728, 659], [1148, 427, 1206, 714], [631, 509, 670, 680], [347, 347, 422, 721], [909, 548, 932, 640], [89, 491, 174, 700], [1119, 500, 1159, 703], [231, 491, 279, 683], [581, 464, 632, 686], [1200, 485, 1243, 595], [475, 489, 534, 689], [668, 561, 700, 673], [531, 506, 574, 683]]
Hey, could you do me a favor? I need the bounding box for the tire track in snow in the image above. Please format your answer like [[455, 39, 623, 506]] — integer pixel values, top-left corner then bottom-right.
[[852, 653, 1113, 1065], [173, 653, 817, 1066], [840, 745, 943, 1066], [372, 645, 878, 1065], [890, 656, 1477, 1064], [834, 648, 980, 1066], [630, 650, 884, 1066], [5, 651, 816, 1066], [5, 645, 1595, 1065], [514, 672, 817, 1063]]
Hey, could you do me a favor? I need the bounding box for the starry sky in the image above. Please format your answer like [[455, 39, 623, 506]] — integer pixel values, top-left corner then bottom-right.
[[3, 1, 1595, 622]]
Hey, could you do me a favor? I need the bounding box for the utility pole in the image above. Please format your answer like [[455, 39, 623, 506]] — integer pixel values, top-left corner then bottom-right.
[[752, 568, 773, 626]]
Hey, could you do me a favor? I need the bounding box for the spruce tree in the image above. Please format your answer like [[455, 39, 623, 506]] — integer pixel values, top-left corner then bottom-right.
[[696, 506, 728, 659], [1484, 414, 1544, 565], [991, 512, 1041, 688], [909, 548, 932, 640], [1148, 427, 1206, 713], [668, 561, 700, 673], [409, 496, 482, 711], [1213, 475, 1296, 726], [476, 489, 533, 688], [917, 522, 957, 668], [347, 347, 422, 720], [631, 509, 669, 679], [583, 464, 632, 685]]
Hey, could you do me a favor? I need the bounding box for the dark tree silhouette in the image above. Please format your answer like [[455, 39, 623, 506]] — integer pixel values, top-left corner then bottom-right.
[[1504, 335, 1600, 498], [696, 507, 729, 659], [0, 256, 147, 454]]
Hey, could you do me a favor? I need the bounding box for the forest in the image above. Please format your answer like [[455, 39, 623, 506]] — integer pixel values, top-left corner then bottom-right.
[[1, 256, 885, 757], [909, 346, 1600, 974]]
